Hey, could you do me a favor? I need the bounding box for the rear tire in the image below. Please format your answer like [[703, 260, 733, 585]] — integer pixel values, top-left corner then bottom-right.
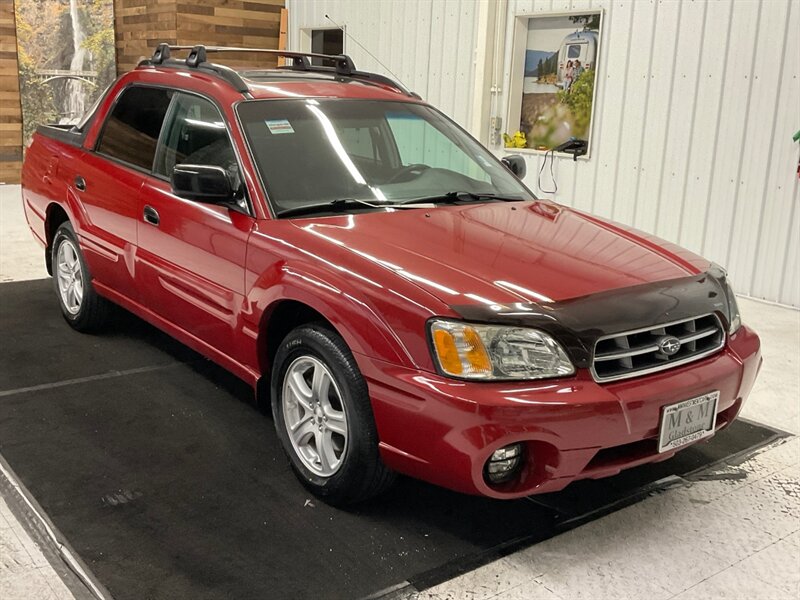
[[271, 323, 395, 505], [51, 222, 109, 332]]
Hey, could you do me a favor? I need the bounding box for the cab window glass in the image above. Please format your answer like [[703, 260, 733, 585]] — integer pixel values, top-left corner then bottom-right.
[[154, 93, 245, 204], [336, 124, 392, 182], [386, 113, 489, 182], [339, 126, 377, 160], [97, 86, 172, 170]]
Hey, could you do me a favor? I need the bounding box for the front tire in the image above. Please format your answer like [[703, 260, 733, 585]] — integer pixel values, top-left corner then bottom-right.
[[51, 222, 109, 332], [271, 324, 395, 505]]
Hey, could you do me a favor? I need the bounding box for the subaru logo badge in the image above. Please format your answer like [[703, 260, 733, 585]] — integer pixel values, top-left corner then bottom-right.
[[658, 336, 681, 356]]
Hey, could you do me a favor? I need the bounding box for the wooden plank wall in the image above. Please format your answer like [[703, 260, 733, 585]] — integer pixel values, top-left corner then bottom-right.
[[115, 1, 284, 73], [114, 0, 178, 74], [277, 7, 287, 66], [176, 0, 284, 69], [0, 1, 22, 184]]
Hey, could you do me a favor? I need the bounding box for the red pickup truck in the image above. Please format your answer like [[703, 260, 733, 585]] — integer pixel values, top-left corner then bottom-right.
[[21, 45, 761, 505]]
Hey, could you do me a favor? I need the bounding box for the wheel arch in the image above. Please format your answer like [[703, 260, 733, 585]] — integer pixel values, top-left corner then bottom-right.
[[259, 299, 334, 376], [254, 297, 360, 410], [44, 203, 71, 275], [250, 266, 416, 396]]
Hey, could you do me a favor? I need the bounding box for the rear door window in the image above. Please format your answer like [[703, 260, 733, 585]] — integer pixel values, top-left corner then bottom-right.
[[96, 86, 172, 170]]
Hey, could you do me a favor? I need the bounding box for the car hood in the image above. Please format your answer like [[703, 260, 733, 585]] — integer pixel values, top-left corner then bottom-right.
[[290, 201, 710, 308]]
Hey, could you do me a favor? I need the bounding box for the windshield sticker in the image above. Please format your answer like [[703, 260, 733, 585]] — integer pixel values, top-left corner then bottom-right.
[[265, 119, 295, 134]]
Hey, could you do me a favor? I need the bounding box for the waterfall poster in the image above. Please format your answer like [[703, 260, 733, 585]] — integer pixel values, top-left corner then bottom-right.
[[14, 0, 116, 144]]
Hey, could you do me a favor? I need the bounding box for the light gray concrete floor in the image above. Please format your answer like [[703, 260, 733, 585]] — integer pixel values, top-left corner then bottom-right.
[[1, 184, 798, 600], [0, 495, 76, 600]]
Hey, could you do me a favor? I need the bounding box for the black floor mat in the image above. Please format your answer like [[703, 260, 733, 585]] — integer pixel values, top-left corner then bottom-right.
[[0, 280, 785, 600]]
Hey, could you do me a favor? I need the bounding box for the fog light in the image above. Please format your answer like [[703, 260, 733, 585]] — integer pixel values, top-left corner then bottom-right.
[[484, 443, 524, 484]]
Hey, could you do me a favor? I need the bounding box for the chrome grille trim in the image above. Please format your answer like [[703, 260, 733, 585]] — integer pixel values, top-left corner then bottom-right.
[[591, 314, 725, 383]]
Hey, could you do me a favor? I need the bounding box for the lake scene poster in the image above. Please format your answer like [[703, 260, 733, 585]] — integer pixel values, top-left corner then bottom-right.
[[15, 0, 116, 144], [519, 12, 601, 151]]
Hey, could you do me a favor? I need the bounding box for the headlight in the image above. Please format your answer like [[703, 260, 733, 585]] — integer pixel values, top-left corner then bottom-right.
[[429, 319, 574, 380], [710, 263, 741, 334], [723, 278, 742, 334]]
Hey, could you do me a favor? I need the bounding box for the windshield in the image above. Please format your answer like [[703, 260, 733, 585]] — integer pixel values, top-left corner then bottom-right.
[[236, 99, 534, 216]]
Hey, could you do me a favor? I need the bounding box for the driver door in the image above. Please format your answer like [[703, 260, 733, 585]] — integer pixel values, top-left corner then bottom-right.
[[136, 91, 254, 365]]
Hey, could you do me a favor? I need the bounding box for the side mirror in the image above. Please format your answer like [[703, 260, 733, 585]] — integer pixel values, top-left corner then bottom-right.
[[172, 164, 233, 203], [501, 154, 526, 179]]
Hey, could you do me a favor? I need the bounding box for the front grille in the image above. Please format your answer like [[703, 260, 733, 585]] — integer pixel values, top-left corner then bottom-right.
[[592, 314, 725, 382]]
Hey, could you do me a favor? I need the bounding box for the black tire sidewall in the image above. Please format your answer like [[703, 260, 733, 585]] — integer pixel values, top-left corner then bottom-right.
[[51, 222, 102, 329], [271, 324, 380, 503]]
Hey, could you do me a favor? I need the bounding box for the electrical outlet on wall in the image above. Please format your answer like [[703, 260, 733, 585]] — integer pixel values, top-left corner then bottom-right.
[[490, 116, 502, 146]]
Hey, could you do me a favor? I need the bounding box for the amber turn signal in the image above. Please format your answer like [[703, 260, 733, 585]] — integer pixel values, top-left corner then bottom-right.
[[431, 321, 493, 378], [432, 328, 463, 375], [462, 326, 492, 374]]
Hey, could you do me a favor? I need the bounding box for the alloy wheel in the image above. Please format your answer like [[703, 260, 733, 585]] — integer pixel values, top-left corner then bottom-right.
[[56, 239, 84, 315], [281, 355, 348, 477]]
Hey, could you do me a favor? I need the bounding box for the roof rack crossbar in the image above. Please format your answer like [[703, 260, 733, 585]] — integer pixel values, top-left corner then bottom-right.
[[186, 45, 207, 68], [149, 44, 355, 76], [142, 43, 418, 98], [151, 43, 171, 64]]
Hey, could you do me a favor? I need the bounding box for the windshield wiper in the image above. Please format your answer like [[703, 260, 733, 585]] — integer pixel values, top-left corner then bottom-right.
[[276, 192, 525, 218], [394, 191, 525, 206], [276, 198, 388, 219]]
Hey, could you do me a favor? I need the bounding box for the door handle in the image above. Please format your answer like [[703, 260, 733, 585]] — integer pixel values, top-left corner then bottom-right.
[[143, 205, 160, 226], [74, 175, 86, 191]]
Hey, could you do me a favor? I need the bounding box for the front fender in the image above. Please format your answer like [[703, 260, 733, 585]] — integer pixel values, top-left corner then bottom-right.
[[244, 219, 460, 375], [247, 259, 419, 370]]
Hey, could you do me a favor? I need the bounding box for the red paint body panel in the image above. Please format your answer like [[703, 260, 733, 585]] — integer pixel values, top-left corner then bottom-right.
[[20, 65, 762, 498], [362, 325, 760, 498], [137, 177, 255, 366], [247, 80, 421, 102], [283, 203, 709, 306]]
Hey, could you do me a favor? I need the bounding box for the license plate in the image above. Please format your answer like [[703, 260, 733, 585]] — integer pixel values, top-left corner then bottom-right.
[[658, 391, 720, 453]]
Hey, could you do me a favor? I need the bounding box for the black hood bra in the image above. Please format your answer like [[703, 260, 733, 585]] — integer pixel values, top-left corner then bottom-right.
[[448, 270, 734, 370]]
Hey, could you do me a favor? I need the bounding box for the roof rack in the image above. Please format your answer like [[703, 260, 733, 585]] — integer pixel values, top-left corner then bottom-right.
[[140, 43, 418, 98]]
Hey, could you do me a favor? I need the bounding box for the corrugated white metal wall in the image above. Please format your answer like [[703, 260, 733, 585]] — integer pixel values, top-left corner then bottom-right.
[[285, 0, 480, 129], [286, 0, 799, 307], [500, 0, 799, 307]]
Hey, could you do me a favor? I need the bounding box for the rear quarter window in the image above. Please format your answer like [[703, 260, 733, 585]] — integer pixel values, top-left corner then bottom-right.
[[96, 86, 172, 170]]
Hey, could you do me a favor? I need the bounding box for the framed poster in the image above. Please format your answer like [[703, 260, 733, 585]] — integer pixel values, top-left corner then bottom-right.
[[507, 10, 603, 156], [15, 0, 116, 144]]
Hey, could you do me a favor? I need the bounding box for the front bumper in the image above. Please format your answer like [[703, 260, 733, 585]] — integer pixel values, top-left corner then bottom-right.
[[356, 324, 762, 499]]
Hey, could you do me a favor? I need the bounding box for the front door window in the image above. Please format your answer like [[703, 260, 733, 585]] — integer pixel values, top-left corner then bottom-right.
[[154, 93, 247, 211]]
